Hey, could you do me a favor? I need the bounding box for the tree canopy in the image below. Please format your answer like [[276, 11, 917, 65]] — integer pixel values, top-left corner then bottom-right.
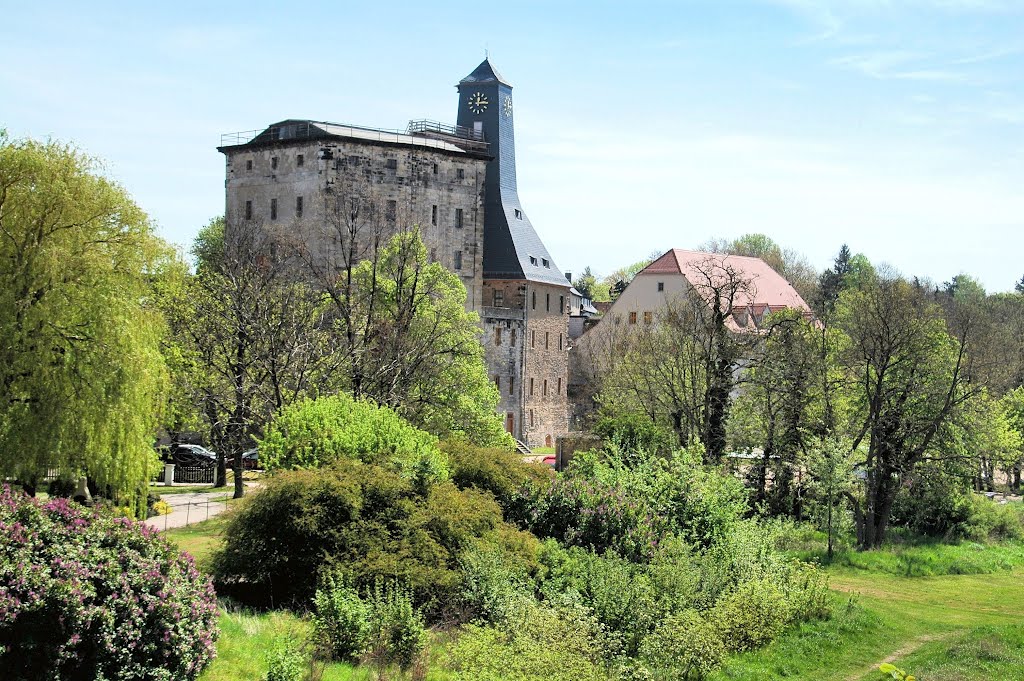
[[0, 134, 169, 502]]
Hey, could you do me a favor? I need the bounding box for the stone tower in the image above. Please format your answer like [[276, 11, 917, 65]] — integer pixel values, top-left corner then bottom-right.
[[458, 58, 570, 448]]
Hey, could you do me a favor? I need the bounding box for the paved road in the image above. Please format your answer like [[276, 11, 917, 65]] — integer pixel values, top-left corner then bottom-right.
[[145, 491, 233, 531]]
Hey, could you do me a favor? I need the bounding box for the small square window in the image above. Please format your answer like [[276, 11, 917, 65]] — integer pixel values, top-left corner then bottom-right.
[[542, 258, 549, 268], [454, 250, 463, 270], [456, 168, 465, 180], [244, 200, 252, 220], [296, 196, 303, 217], [657, 282, 665, 292], [455, 208, 463, 229], [270, 198, 278, 220], [514, 209, 523, 219], [529, 256, 538, 266], [644, 311, 653, 324], [297, 154, 304, 167], [385, 158, 397, 170], [628, 311, 637, 325], [271, 157, 278, 170], [245, 159, 253, 171], [348, 155, 360, 166]]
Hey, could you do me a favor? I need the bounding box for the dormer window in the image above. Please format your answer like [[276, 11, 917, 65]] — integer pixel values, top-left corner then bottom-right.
[[514, 209, 523, 219], [529, 256, 538, 266], [542, 258, 549, 268]]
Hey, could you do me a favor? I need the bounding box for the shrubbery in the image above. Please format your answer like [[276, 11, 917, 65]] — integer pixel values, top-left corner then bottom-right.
[[213, 458, 539, 614], [445, 440, 553, 510], [259, 393, 449, 487], [0, 486, 218, 680], [638, 610, 724, 680]]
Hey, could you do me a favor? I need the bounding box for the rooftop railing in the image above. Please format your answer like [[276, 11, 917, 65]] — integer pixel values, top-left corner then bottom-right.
[[220, 120, 489, 152]]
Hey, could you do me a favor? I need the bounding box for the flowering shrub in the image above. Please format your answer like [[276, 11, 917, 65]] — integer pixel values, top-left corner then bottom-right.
[[0, 485, 218, 680]]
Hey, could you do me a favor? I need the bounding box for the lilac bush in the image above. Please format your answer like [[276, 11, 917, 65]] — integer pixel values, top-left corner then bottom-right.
[[0, 485, 218, 680]]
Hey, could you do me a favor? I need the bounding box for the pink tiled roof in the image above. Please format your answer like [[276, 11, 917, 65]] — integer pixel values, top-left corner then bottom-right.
[[638, 249, 810, 312]]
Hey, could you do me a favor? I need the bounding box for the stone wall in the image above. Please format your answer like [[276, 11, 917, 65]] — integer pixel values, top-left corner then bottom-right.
[[222, 138, 488, 310], [523, 282, 570, 448]]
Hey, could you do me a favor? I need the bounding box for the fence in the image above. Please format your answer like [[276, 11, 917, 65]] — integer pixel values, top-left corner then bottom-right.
[[173, 466, 215, 484]]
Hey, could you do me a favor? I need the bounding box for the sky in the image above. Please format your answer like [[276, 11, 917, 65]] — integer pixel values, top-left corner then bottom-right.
[[2, 0, 1022, 292]]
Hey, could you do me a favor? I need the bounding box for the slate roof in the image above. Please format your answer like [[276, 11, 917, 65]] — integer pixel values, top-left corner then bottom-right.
[[490, 207, 571, 287], [459, 58, 512, 87], [639, 249, 810, 312], [220, 119, 485, 156]]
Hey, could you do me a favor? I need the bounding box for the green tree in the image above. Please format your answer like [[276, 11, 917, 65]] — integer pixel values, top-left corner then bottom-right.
[[701, 233, 819, 305], [836, 273, 977, 548], [571, 266, 598, 301], [161, 217, 333, 497], [0, 134, 169, 505]]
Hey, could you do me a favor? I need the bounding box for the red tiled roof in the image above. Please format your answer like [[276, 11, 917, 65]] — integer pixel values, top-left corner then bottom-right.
[[638, 249, 809, 312]]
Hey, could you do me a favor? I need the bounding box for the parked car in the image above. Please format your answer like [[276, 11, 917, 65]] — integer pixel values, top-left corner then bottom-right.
[[225, 448, 259, 471], [169, 444, 217, 468]]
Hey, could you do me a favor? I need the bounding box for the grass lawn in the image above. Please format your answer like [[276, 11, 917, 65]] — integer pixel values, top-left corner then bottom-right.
[[713, 563, 1024, 680]]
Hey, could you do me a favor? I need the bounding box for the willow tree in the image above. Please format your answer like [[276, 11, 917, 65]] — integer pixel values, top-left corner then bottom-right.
[[0, 133, 169, 504]]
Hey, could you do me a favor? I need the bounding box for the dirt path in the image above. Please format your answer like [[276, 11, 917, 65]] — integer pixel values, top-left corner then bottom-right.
[[845, 632, 955, 681]]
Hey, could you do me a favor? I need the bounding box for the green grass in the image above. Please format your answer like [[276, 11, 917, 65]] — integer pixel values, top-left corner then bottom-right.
[[711, 566, 1024, 680], [165, 510, 234, 570]]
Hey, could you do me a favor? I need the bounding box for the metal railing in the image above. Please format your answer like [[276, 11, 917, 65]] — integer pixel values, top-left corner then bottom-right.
[[221, 120, 489, 152]]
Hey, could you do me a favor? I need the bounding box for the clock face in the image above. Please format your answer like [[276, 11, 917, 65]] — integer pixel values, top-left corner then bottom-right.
[[503, 95, 513, 117], [468, 91, 489, 114]]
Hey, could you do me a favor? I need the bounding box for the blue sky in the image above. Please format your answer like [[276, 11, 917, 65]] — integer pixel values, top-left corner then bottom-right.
[[3, 0, 1022, 291]]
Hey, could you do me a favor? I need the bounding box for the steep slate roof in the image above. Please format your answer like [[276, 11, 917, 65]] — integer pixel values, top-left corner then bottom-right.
[[639, 249, 810, 312], [458, 58, 512, 87], [494, 208, 572, 287]]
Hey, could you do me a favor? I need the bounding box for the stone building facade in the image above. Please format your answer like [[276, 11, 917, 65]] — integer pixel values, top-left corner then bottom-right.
[[218, 60, 569, 448]]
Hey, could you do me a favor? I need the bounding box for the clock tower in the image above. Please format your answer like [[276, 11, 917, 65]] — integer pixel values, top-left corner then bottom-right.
[[456, 58, 568, 287]]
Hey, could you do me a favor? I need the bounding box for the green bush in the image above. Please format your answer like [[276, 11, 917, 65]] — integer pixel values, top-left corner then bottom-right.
[[459, 541, 532, 623], [312, 572, 370, 662], [593, 414, 675, 457], [449, 596, 612, 681], [962, 495, 1023, 541], [259, 393, 449, 486], [538, 542, 658, 655], [712, 578, 789, 652], [445, 440, 553, 509], [364, 580, 426, 672], [265, 637, 305, 681], [639, 610, 724, 681], [213, 460, 538, 616]]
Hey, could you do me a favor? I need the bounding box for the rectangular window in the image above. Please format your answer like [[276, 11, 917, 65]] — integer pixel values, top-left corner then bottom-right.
[[531, 291, 536, 309], [493, 289, 504, 306], [546, 293, 550, 312], [560, 296, 564, 314], [270, 198, 277, 220], [545, 332, 550, 349], [271, 156, 278, 170], [297, 154, 304, 167], [558, 334, 563, 350], [542, 258, 549, 268], [514, 209, 522, 219], [557, 378, 562, 394], [430, 248, 437, 261], [454, 250, 463, 270], [245, 159, 253, 171], [511, 329, 516, 346], [644, 311, 653, 324], [456, 168, 465, 180], [543, 380, 548, 397], [295, 196, 303, 217], [431, 205, 438, 226], [244, 200, 252, 220], [432, 163, 438, 174], [386, 200, 397, 223], [455, 208, 463, 228], [494, 375, 500, 391], [529, 256, 538, 266], [495, 328, 502, 346], [385, 158, 397, 170], [529, 378, 534, 396], [628, 311, 637, 325], [531, 331, 536, 348], [657, 282, 665, 292], [530, 409, 535, 427], [508, 376, 514, 395]]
